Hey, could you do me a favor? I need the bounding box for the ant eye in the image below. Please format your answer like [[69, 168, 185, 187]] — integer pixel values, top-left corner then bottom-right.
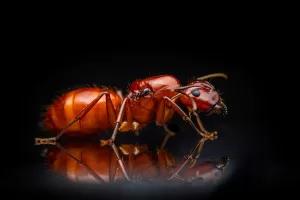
[[140, 88, 151, 97], [191, 89, 200, 97]]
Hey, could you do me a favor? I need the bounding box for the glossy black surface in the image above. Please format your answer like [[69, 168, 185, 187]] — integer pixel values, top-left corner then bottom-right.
[[7, 39, 283, 199]]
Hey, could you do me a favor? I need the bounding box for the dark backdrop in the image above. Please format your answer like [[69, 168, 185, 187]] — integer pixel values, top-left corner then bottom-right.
[[5, 39, 284, 199]]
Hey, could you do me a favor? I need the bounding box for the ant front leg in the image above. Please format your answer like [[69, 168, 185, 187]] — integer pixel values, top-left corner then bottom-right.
[[156, 96, 213, 178], [168, 138, 206, 180], [35, 92, 116, 145], [156, 96, 207, 141], [187, 108, 217, 168], [187, 138, 205, 168]]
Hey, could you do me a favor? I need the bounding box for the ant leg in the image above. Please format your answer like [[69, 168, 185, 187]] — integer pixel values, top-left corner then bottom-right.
[[54, 142, 106, 183], [111, 143, 132, 181], [99, 97, 132, 181], [126, 145, 136, 179], [160, 94, 216, 169], [108, 151, 118, 183], [194, 71, 228, 157], [100, 97, 130, 147], [35, 92, 114, 145], [160, 124, 176, 150], [108, 145, 134, 183], [156, 96, 217, 177], [188, 108, 216, 136], [111, 97, 130, 141], [196, 73, 228, 81], [188, 140, 205, 168], [156, 148, 175, 179], [187, 108, 217, 168], [118, 144, 150, 181], [168, 138, 206, 180], [156, 96, 206, 138], [159, 93, 182, 149], [101, 96, 132, 182], [157, 94, 196, 149], [173, 91, 217, 138], [156, 99, 176, 149]]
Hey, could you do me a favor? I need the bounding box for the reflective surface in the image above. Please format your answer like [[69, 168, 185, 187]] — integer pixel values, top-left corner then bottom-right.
[[10, 45, 277, 199], [44, 141, 230, 184]]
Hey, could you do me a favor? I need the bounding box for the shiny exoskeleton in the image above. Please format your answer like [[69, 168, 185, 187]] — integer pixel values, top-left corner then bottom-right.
[[35, 73, 228, 181]]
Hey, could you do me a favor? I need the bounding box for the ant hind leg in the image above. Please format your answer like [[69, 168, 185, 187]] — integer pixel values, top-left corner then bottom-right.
[[35, 92, 113, 145]]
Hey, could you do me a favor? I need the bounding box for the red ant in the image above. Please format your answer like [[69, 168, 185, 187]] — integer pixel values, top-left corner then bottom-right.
[[35, 73, 228, 181]]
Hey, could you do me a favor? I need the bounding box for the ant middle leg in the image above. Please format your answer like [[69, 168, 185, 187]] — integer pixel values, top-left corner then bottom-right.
[[156, 97, 177, 149], [159, 94, 184, 150], [101, 97, 131, 144], [99, 97, 133, 181]]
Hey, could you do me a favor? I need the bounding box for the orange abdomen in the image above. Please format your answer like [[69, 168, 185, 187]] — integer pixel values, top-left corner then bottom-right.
[[43, 88, 122, 136]]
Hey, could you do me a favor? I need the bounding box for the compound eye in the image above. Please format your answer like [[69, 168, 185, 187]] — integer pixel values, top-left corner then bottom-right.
[[191, 89, 200, 97], [141, 88, 151, 96]]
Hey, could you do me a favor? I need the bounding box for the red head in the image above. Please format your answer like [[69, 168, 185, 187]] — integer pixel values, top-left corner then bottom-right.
[[177, 80, 227, 116]]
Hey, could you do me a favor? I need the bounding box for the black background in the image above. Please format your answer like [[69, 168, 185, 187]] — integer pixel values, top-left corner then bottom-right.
[[5, 39, 287, 199]]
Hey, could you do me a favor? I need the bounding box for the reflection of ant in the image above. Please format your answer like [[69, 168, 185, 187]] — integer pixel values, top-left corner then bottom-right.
[[35, 73, 228, 181], [45, 141, 229, 184]]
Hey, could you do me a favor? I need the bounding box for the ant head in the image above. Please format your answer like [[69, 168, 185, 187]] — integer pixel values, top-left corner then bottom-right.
[[177, 80, 227, 116]]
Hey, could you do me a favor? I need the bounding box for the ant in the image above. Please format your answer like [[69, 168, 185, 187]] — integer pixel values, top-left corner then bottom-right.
[[35, 73, 228, 181]]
